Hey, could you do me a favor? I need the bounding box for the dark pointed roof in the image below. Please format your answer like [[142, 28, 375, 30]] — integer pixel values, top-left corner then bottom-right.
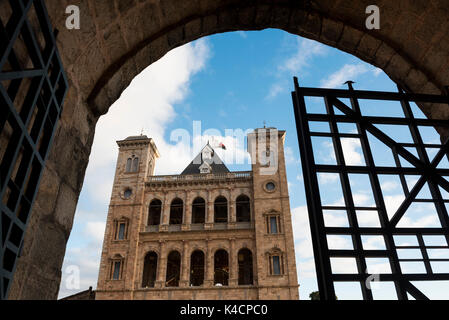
[[124, 135, 149, 141], [181, 144, 230, 175]]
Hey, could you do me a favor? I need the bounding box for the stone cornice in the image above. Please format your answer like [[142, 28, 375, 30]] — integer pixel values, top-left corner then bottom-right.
[[146, 171, 253, 189]]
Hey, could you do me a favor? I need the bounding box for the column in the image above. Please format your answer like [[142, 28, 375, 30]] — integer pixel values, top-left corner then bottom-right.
[[205, 191, 214, 230], [229, 238, 238, 286], [180, 240, 189, 287], [204, 239, 214, 287], [160, 193, 170, 232], [228, 188, 236, 229], [155, 240, 167, 288], [182, 192, 191, 231]]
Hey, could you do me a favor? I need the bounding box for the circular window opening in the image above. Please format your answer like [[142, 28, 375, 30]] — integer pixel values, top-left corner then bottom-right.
[[265, 182, 276, 191], [124, 188, 133, 199]]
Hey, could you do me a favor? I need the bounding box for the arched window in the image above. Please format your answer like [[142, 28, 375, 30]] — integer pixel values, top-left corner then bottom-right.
[[214, 196, 228, 223], [132, 157, 139, 172], [238, 249, 253, 285], [192, 197, 205, 224], [126, 156, 139, 173], [166, 251, 181, 287], [190, 250, 205, 286], [214, 249, 229, 286], [169, 198, 183, 225], [236, 195, 251, 222], [148, 199, 162, 226], [142, 251, 158, 288], [126, 158, 132, 172]]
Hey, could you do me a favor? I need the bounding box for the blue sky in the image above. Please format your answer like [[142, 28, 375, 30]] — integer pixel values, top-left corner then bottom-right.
[[58, 29, 449, 300]]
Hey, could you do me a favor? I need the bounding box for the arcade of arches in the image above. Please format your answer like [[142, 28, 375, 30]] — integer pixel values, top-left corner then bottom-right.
[[141, 248, 253, 289], [148, 195, 251, 226], [6, 0, 449, 299]]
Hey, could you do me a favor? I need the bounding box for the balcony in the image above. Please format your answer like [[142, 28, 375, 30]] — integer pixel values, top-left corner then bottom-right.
[[143, 221, 254, 233], [146, 171, 252, 185]]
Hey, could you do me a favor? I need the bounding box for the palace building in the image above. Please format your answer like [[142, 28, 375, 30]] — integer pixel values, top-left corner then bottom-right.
[[95, 128, 299, 300]]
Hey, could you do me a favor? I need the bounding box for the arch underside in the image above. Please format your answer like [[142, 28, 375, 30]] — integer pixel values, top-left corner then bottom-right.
[[8, 0, 449, 299]]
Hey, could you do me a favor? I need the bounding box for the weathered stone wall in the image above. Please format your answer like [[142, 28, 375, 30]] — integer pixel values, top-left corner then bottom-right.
[[8, 0, 449, 299]]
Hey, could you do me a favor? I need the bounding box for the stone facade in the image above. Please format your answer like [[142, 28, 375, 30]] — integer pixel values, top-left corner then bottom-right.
[[95, 129, 299, 300]]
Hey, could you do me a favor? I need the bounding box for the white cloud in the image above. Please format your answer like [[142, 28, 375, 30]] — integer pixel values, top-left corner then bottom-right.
[[291, 206, 319, 283], [58, 239, 103, 299], [324, 138, 364, 166], [327, 235, 353, 250], [319, 172, 339, 185], [266, 83, 285, 100], [85, 38, 212, 205], [341, 138, 365, 166], [397, 203, 441, 228], [237, 31, 248, 39], [381, 180, 399, 192], [331, 258, 358, 274], [323, 211, 348, 227], [352, 193, 372, 207], [372, 67, 383, 76], [284, 146, 296, 164], [366, 259, 391, 274], [362, 236, 386, 250], [357, 210, 380, 227], [384, 194, 406, 218], [267, 38, 328, 99], [291, 206, 314, 259], [279, 38, 328, 74], [59, 218, 105, 299], [297, 258, 316, 279], [85, 222, 106, 243], [320, 63, 380, 88]]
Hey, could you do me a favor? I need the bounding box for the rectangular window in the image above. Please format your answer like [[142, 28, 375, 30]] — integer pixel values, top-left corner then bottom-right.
[[272, 256, 281, 275], [118, 223, 126, 240], [266, 215, 281, 234], [113, 261, 121, 280], [270, 217, 278, 234]]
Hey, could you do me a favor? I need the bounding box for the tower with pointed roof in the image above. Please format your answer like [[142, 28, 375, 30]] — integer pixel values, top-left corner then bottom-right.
[[95, 129, 299, 300]]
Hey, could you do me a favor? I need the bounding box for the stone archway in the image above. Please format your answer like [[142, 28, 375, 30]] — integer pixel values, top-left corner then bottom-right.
[[8, 0, 449, 299]]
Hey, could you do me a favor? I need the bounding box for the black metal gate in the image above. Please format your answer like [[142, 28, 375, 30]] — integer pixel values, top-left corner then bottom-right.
[[0, 0, 68, 299], [292, 77, 449, 300]]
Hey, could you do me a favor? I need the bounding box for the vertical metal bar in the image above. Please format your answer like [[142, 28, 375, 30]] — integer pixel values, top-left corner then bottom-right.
[[292, 77, 336, 300], [294, 79, 449, 301], [399, 86, 449, 247], [0, 0, 68, 299], [416, 234, 432, 275], [345, 84, 407, 300], [324, 95, 373, 300]]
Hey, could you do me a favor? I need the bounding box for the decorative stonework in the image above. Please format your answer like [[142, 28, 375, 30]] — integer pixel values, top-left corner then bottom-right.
[[95, 130, 299, 300]]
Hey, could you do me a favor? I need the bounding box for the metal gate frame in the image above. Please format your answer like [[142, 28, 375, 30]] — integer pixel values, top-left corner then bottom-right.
[[292, 77, 449, 300], [0, 0, 68, 299]]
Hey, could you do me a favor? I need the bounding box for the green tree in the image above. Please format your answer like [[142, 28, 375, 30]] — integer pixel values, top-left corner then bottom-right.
[[309, 291, 320, 300], [309, 291, 338, 300]]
